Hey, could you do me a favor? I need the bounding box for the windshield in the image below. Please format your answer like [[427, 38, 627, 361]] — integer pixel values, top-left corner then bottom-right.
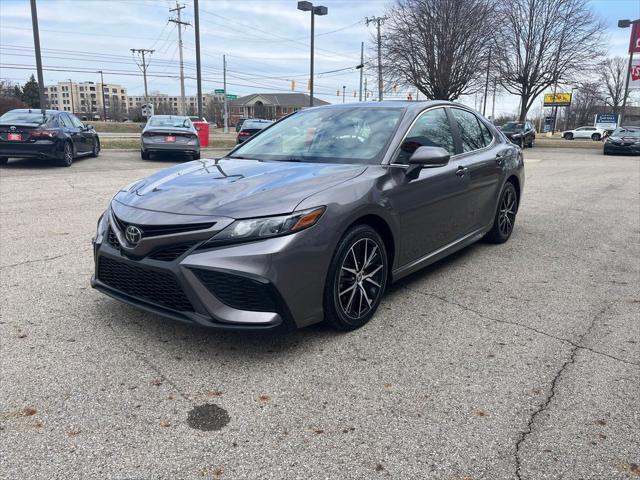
[[243, 120, 272, 130], [148, 117, 191, 128], [612, 127, 640, 137], [0, 111, 51, 124], [501, 122, 524, 132], [230, 107, 404, 164]]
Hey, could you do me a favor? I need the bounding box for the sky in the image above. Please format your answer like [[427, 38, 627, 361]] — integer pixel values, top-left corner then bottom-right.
[[0, 0, 638, 116]]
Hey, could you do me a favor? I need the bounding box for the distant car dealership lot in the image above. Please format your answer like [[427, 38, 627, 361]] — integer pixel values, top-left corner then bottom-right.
[[1, 148, 638, 479]]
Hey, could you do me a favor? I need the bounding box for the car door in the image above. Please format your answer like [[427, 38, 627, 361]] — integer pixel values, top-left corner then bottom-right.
[[575, 127, 588, 139], [60, 113, 84, 153], [68, 113, 91, 153], [386, 107, 471, 265], [449, 107, 504, 231]]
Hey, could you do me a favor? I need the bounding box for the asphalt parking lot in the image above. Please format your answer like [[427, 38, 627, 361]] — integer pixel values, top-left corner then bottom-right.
[[1, 147, 638, 479]]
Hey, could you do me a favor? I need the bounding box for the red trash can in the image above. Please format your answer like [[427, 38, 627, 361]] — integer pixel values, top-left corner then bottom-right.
[[193, 121, 209, 147]]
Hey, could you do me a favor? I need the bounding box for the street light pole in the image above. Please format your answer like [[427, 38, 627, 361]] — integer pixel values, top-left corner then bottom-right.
[[342, 85, 346, 104], [618, 18, 639, 125], [98, 70, 107, 121], [298, 1, 328, 108], [68, 79, 75, 115]]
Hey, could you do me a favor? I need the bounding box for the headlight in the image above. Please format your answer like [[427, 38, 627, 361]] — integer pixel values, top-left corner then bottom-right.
[[94, 210, 108, 244], [511, 133, 523, 138], [207, 207, 325, 245]]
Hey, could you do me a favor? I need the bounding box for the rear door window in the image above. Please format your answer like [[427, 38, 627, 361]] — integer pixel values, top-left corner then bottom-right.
[[395, 107, 455, 164], [451, 108, 486, 152]]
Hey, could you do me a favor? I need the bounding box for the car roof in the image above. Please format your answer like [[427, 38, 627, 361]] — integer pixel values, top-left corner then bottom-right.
[[305, 100, 476, 115], [7, 108, 60, 115], [150, 114, 189, 118]]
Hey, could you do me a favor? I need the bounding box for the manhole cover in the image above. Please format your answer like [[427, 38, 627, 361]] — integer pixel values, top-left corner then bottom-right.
[[187, 403, 230, 431]]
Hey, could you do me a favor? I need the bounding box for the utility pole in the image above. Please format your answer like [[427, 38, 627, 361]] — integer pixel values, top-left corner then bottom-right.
[[358, 41, 364, 101], [98, 70, 107, 121], [366, 16, 386, 101], [223, 54, 228, 134], [131, 48, 154, 116], [364, 77, 368, 100], [342, 85, 346, 103], [169, 2, 190, 116], [482, 46, 492, 116], [193, 0, 203, 119], [29, 0, 46, 116]]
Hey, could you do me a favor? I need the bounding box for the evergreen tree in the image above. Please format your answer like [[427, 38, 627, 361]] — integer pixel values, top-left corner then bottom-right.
[[21, 75, 40, 107]]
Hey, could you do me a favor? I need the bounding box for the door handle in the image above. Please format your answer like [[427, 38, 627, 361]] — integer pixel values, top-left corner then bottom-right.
[[495, 153, 507, 166], [456, 166, 468, 177]]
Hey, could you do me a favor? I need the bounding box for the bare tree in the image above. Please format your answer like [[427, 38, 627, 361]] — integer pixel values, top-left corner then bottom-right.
[[495, 0, 606, 121], [600, 57, 628, 114], [568, 82, 603, 128], [379, 0, 497, 100]]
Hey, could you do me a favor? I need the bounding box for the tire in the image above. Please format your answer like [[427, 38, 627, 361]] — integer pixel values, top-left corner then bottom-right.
[[323, 225, 388, 331], [90, 138, 100, 157], [192, 152, 201, 160], [591, 133, 601, 141], [485, 182, 518, 244], [564, 133, 573, 140], [60, 141, 73, 167], [141, 149, 150, 160], [0, 157, 8, 166], [528, 137, 535, 148]]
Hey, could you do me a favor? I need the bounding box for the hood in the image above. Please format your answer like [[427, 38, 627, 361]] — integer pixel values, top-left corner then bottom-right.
[[114, 158, 367, 218]]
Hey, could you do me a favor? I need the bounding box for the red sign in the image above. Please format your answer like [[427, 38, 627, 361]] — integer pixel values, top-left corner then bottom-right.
[[7, 133, 22, 141], [630, 22, 640, 53], [631, 63, 640, 82]]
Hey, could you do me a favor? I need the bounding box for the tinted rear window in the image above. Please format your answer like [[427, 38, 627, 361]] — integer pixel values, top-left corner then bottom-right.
[[0, 111, 52, 124]]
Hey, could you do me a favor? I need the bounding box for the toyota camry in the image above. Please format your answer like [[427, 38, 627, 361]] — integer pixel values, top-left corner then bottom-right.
[[91, 101, 524, 331]]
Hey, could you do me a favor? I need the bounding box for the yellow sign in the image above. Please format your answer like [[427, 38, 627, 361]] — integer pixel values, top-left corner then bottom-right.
[[543, 93, 572, 106]]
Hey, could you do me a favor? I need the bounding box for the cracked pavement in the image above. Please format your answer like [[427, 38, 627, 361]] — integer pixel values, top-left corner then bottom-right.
[[1, 149, 639, 479]]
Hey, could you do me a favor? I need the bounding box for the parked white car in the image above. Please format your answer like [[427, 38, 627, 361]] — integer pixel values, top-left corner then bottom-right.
[[561, 126, 605, 141]]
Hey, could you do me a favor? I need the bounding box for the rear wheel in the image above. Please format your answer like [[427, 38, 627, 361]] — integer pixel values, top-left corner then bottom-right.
[[528, 136, 535, 148], [564, 133, 573, 140], [141, 149, 150, 160], [0, 157, 8, 165], [323, 225, 388, 331], [591, 133, 601, 141], [485, 182, 518, 244], [192, 152, 201, 160], [60, 141, 73, 167]]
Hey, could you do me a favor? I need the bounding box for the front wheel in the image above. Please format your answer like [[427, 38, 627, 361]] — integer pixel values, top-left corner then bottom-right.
[[564, 133, 573, 140], [528, 137, 535, 148], [485, 182, 518, 244], [323, 225, 388, 330], [90, 138, 100, 157]]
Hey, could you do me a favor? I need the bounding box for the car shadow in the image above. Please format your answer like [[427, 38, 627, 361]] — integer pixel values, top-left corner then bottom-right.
[[1, 155, 93, 170], [147, 152, 196, 163]]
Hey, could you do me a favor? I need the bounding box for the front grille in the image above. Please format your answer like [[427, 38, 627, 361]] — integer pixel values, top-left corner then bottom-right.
[[98, 257, 193, 312], [112, 214, 214, 238], [148, 242, 196, 261], [191, 268, 277, 312], [107, 228, 120, 249]]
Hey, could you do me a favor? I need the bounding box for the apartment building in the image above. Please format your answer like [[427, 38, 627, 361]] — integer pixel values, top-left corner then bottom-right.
[[127, 93, 218, 116], [43, 81, 128, 120]]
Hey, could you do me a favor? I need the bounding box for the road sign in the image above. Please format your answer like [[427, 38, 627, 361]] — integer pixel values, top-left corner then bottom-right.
[[226, 94, 237, 100], [595, 113, 619, 130], [543, 93, 572, 107], [631, 59, 640, 90], [630, 22, 640, 53], [214, 89, 225, 94], [141, 103, 154, 117]]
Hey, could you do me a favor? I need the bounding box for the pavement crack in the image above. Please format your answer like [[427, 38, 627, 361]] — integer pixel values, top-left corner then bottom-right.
[[0, 251, 86, 270], [512, 303, 610, 480], [404, 287, 638, 367]]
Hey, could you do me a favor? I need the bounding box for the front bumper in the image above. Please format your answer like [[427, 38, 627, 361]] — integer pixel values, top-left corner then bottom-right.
[[91, 207, 330, 330], [604, 143, 640, 155], [0, 140, 62, 159]]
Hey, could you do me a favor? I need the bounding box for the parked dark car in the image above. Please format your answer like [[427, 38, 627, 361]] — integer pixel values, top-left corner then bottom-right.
[[603, 126, 640, 155], [500, 121, 535, 148], [236, 119, 274, 144], [0, 109, 100, 166], [92, 101, 524, 332]]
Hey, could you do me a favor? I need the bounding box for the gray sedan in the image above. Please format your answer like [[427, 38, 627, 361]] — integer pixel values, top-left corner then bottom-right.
[[140, 115, 200, 160], [93, 101, 524, 332]]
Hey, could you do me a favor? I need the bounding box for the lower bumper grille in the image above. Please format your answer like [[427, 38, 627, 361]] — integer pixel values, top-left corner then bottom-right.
[[97, 256, 193, 312], [191, 268, 277, 312]]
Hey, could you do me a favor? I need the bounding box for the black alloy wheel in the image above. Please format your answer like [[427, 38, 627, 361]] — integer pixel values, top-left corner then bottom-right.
[[324, 225, 388, 330], [61, 142, 73, 167], [90, 138, 100, 157], [564, 133, 573, 140], [485, 182, 518, 244], [591, 133, 601, 141]]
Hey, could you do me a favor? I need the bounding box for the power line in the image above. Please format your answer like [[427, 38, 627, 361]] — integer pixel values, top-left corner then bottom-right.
[[130, 48, 154, 113]]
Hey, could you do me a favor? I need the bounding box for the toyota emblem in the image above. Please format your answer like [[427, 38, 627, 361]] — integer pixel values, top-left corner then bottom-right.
[[125, 225, 143, 245]]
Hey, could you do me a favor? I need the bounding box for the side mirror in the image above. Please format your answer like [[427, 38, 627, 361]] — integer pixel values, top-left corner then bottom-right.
[[408, 146, 450, 167], [86, 124, 93, 130]]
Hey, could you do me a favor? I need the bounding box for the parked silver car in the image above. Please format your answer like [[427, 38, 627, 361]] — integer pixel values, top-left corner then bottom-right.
[[140, 115, 200, 160]]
